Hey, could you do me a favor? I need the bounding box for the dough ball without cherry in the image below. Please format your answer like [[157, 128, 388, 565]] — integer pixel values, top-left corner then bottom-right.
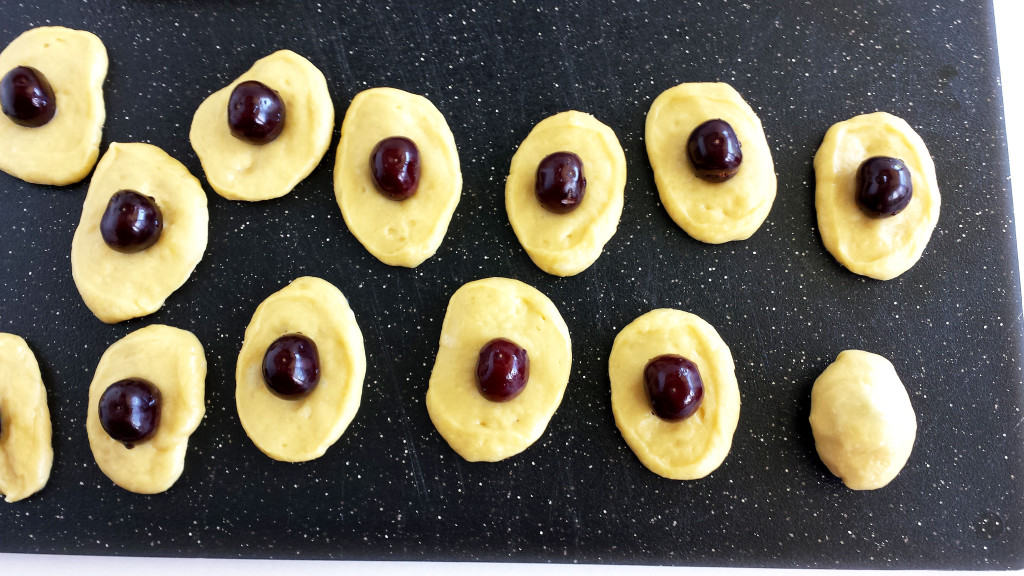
[[809, 349, 917, 490], [0, 333, 53, 503]]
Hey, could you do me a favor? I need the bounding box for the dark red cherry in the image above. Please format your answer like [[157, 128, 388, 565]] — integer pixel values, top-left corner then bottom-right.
[[1, 66, 56, 128], [99, 378, 161, 448], [644, 354, 704, 421], [535, 151, 586, 213], [227, 80, 285, 144], [476, 338, 529, 402], [371, 136, 421, 200], [856, 156, 913, 217], [262, 334, 321, 398], [687, 119, 742, 182], [100, 190, 163, 253]]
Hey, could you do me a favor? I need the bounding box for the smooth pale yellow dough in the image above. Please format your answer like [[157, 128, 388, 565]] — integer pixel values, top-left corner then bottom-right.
[[809, 350, 916, 490], [506, 111, 625, 276], [645, 83, 776, 243], [0, 334, 53, 502], [71, 143, 209, 324], [609, 309, 740, 480], [814, 112, 940, 280], [190, 50, 334, 201], [0, 26, 107, 185], [86, 325, 206, 494], [236, 277, 365, 462], [426, 277, 572, 462], [334, 87, 462, 267]]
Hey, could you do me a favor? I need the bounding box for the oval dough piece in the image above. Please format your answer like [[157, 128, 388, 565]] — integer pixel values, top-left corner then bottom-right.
[[71, 142, 209, 324], [0, 26, 107, 185], [190, 50, 334, 201], [814, 112, 940, 280], [645, 82, 776, 243], [609, 309, 740, 480], [86, 325, 206, 494], [506, 111, 625, 276], [236, 276, 365, 462], [809, 349, 916, 490], [426, 277, 572, 462], [334, 87, 462, 267], [0, 334, 53, 502]]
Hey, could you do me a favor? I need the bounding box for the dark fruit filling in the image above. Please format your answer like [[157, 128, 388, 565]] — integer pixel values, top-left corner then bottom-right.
[[476, 338, 529, 402], [644, 354, 704, 421]]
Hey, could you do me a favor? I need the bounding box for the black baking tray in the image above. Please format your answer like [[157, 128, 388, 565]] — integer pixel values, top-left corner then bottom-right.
[[0, 0, 1021, 569]]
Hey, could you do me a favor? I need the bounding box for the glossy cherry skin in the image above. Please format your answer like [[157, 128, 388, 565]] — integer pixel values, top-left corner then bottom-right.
[[100, 190, 163, 253], [644, 354, 704, 421], [98, 378, 161, 448], [227, 80, 286, 144], [856, 156, 913, 217], [687, 119, 742, 182], [1, 66, 56, 127], [476, 338, 530, 402], [371, 136, 421, 200], [262, 334, 321, 399], [535, 151, 586, 213]]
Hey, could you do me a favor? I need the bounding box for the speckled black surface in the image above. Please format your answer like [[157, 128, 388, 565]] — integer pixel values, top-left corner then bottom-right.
[[0, 0, 1020, 569]]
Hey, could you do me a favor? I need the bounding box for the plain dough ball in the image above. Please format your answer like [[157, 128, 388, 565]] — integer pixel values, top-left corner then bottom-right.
[[0, 334, 53, 502], [505, 111, 625, 276], [645, 82, 776, 243], [0, 26, 107, 185], [236, 276, 365, 462], [334, 87, 462, 267], [609, 309, 740, 480], [426, 277, 572, 462], [809, 349, 917, 490], [814, 112, 940, 280], [71, 142, 209, 323], [86, 325, 206, 494], [190, 49, 334, 201]]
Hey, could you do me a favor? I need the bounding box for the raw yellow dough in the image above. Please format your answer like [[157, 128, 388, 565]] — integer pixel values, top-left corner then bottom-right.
[[86, 325, 206, 494], [190, 50, 334, 201], [71, 142, 209, 324], [426, 277, 572, 462], [505, 111, 625, 276], [0, 26, 107, 185], [0, 334, 52, 502], [645, 82, 776, 243], [334, 87, 462, 267], [814, 112, 940, 280], [236, 276, 365, 462], [809, 349, 916, 490], [609, 309, 740, 480]]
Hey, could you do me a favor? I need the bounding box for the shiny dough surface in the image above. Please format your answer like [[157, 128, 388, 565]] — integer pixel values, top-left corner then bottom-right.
[[645, 82, 775, 244], [426, 277, 572, 462], [0, 26, 107, 185], [0, 334, 53, 503], [86, 325, 206, 494], [334, 87, 462, 267], [505, 111, 625, 276], [71, 142, 209, 324], [609, 308, 740, 480], [814, 112, 940, 280], [190, 49, 334, 201], [235, 276, 365, 462]]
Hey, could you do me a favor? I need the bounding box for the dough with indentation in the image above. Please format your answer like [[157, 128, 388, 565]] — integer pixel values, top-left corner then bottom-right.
[[0, 333, 52, 503]]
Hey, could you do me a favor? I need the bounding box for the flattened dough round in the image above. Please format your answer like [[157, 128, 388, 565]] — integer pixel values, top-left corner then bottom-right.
[[86, 325, 206, 494], [190, 50, 334, 201], [236, 276, 365, 462], [506, 111, 625, 276], [0, 334, 52, 502], [0, 26, 107, 185], [814, 112, 940, 280], [809, 349, 916, 490], [609, 309, 740, 480], [71, 142, 209, 324], [426, 277, 572, 462], [645, 83, 775, 243], [334, 87, 462, 267]]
